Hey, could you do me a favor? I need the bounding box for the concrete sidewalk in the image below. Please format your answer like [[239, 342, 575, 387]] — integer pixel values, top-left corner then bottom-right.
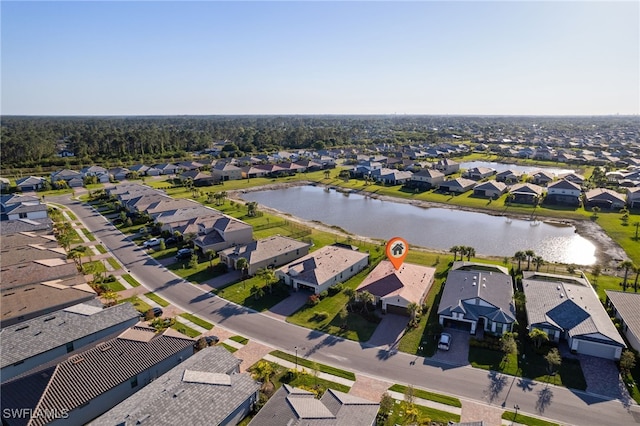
[[262, 354, 356, 388]]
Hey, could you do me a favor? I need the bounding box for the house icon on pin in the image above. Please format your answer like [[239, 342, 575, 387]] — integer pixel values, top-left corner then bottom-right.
[[392, 243, 404, 256]]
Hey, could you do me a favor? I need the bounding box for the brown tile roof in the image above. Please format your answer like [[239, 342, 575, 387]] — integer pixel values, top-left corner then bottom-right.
[[356, 261, 435, 305]]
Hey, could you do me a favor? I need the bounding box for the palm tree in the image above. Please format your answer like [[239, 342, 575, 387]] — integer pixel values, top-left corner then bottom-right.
[[205, 250, 215, 268], [533, 255, 545, 272], [634, 266, 640, 293], [525, 250, 535, 271], [250, 285, 264, 300], [407, 302, 421, 321], [465, 246, 476, 261], [449, 246, 461, 261], [67, 245, 88, 271], [324, 170, 331, 179], [591, 205, 601, 218], [344, 288, 356, 311], [459, 246, 468, 261], [246, 201, 258, 217], [619, 260, 635, 291], [256, 267, 276, 294], [529, 328, 549, 349], [591, 264, 602, 285], [359, 290, 374, 314], [513, 251, 527, 271], [236, 257, 248, 277]]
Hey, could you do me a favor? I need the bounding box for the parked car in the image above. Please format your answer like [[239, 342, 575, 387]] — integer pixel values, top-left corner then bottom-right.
[[142, 307, 163, 318], [165, 237, 177, 246], [438, 333, 451, 351], [142, 237, 164, 248], [205, 336, 220, 345], [176, 248, 193, 260]]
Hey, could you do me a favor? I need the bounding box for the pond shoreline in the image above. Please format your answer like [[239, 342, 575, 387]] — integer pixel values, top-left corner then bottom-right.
[[230, 180, 628, 268]]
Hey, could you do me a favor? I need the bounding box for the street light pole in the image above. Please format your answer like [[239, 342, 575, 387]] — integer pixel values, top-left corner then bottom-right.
[[514, 404, 520, 422], [294, 346, 298, 372]]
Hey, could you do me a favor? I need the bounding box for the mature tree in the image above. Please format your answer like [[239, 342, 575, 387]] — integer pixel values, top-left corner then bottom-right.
[[344, 288, 356, 311], [544, 348, 562, 375], [250, 285, 265, 300], [67, 245, 88, 271], [183, 232, 197, 248], [206, 249, 215, 268], [529, 328, 549, 349], [591, 205, 601, 218], [338, 305, 349, 329], [359, 290, 375, 313], [246, 201, 258, 217], [102, 291, 121, 307], [256, 267, 276, 294], [449, 246, 461, 261], [633, 266, 640, 293], [236, 257, 249, 277], [188, 253, 198, 269], [252, 361, 274, 386], [465, 246, 476, 261], [533, 255, 545, 272], [591, 264, 602, 285], [324, 170, 331, 179], [525, 250, 535, 271], [378, 392, 395, 420], [513, 251, 527, 271], [618, 260, 635, 291], [514, 291, 526, 310], [619, 350, 637, 376], [407, 302, 421, 321]]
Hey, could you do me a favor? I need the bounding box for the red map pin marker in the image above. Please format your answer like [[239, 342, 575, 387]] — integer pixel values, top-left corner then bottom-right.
[[386, 237, 408, 270]]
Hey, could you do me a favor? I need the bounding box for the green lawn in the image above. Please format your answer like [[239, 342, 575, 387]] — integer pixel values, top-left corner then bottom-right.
[[382, 402, 460, 426], [83, 260, 107, 274], [106, 257, 120, 270], [95, 244, 108, 254], [388, 384, 461, 408], [144, 292, 170, 307], [167, 257, 226, 284], [221, 343, 238, 353], [251, 361, 351, 394], [213, 278, 291, 312], [269, 350, 356, 381], [502, 410, 560, 426], [121, 296, 152, 313], [102, 280, 126, 292], [81, 228, 96, 241], [171, 322, 201, 338], [121, 273, 141, 287], [229, 335, 249, 345], [179, 313, 214, 330]]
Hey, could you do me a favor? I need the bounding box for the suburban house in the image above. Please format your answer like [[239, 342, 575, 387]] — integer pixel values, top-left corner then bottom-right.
[[179, 170, 218, 186], [241, 165, 270, 179], [545, 179, 582, 206], [606, 290, 640, 352], [248, 385, 379, 426], [51, 169, 84, 187], [437, 177, 477, 194], [89, 346, 260, 426], [584, 188, 626, 210], [495, 169, 523, 184], [108, 167, 130, 181], [464, 166, 496, 180], [0, 324, 195, 426], [154, 163, 181, 175], [433, 158, 460, 175], [369, 168, 413, 185], [0, 194, 48, 221], [0, 177, 10, 191], [508, 183, 545, 204], [218, 235, 311, 276], [406, 169, 445, 190], [80, 166, 110, 183], [522, 272, 625, 360], [531, 170, 555, 186], [294, 159, 323, 172], [15, 176, 45, 192], [212, 161, 242, 181], [176, 160, 206, 171], [559, 172, 585, 185], [356, 260, 435, 315], [276, 245, 369, 294], [438, 262, 516, 336], [473, 181, 507, 199], [1, 301, 139, 382], [627, 187, 640, 209], [128, 164, 150, 176]]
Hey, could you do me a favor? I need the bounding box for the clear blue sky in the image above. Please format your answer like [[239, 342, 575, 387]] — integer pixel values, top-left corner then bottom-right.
[[2, 1, 638, 115]]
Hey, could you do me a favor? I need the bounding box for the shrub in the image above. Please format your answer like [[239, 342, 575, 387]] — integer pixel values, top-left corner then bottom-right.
[[319, 290, 329, 299], [307, 294, 320, 306], [328, 284, 343, 296], [313, 311, 329, 321]]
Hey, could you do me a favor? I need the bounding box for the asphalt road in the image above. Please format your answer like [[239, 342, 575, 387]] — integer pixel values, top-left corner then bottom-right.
[[55, 195, 639, 426]]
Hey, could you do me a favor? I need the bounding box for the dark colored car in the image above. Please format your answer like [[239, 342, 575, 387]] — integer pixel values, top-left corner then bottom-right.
[[142, 307, 163, 318], [205, 336, 220, 345], [176, 248, 193, 260]]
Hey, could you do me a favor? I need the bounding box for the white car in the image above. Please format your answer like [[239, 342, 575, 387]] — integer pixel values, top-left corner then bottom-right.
[[142, 238, 164, 248], [438, 333, 451, 351]]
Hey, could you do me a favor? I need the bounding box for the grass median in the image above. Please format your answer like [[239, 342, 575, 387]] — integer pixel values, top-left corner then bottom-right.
[[269, 350, 355, 381]]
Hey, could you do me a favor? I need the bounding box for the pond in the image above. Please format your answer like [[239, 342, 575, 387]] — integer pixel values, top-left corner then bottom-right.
[[241, 185, 596, 265], [458, 161, 574, 176]]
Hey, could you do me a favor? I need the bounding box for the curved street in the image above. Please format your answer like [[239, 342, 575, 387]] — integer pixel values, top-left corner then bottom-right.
[[53, 194, 638, 426]]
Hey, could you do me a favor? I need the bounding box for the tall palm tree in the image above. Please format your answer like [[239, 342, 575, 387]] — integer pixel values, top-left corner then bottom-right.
[[533, 255, 545, 272], [513, 251, 527, 271], [633, 266, 640, 293], [449, 246, 460, 261], [236, 257, 248, 277], [525, 250, 535, 271], [619, 260, 635, 291], [67, 245, 88, 271], [205, 250, 215, 268], [359, 290, 374, 313], [465, 246, 476, 261], [256, 267, 276, 294], [407, 302, 421, 321], [246, 201, 258, 217], [344, 288, 356, 311]]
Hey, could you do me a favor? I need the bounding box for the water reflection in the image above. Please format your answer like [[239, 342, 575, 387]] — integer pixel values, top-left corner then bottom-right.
[[241, 186, 596, 265]]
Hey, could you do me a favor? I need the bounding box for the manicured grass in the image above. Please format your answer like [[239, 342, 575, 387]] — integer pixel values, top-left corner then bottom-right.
[[251, 361, 351, 394], [269, 350, 356, 381], [179, 313, 214, 330], [121, 296, 152, 313], [171, 322, 201, 338], [167, 257, 226, 284], [106, 257, 120, 270], [388, 384, 461, 408], [81, 228, 96, 241], [121, 273, 141, 287], [95, 244, 107, 254], [102, 280, 126, 292], [83, 260, 107, 274], [229, 335, 249, 345], [502, 410, 560, 426], [144, 292, 170, 307], [213, 278, 291, 312], [221, 343, 238, 353], [85, 183, 104, 190], [383, 402, 460, 426]]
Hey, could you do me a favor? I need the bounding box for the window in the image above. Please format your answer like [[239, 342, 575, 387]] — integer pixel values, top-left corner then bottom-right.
[[66, 342, 74, 353], [19, 213, 28, 219], [130, 376, 138, 388]]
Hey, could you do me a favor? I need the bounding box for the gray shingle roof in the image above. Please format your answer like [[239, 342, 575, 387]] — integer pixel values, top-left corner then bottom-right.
[[219, 235, 311, 266], [1, 302, 140, 368], [248, 385, 379, 426], [606, 290, 640, 346], [438, 265, 515, 324], [523, 272, 624, 346], [89, 346, 259, 426], [1, 324, 195, 426]]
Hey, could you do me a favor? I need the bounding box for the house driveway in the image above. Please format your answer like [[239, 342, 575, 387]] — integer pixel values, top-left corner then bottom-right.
[[366, 314, 408, 347], [578, 354, 632, 402], [264, 291, 309, 321], [429, 328, 470, 366]]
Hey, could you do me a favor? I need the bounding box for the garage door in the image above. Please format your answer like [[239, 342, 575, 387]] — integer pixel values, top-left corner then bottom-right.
[[385, 304, 408, 316], [576, 340, 617, 360]]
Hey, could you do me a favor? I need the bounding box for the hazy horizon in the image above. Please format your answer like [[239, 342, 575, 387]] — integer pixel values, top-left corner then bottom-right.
[[2, 1, 638, 116]]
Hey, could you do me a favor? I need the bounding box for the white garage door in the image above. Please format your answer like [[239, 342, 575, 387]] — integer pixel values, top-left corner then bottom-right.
[[576, 340, 617, 360]]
